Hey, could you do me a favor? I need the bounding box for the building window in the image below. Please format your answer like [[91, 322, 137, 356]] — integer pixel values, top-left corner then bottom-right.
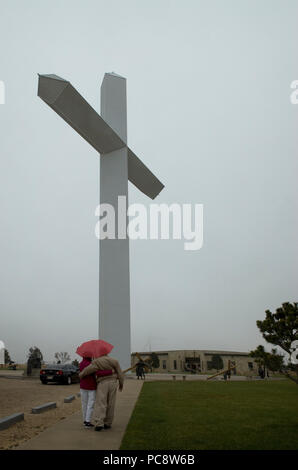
[[162, 360, 167, 369], [173, 360, 177, 370], [248, 362, 253, 370]]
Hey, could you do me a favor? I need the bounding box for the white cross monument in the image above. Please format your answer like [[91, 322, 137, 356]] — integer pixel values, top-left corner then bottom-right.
[[38, 73, 164, 369]]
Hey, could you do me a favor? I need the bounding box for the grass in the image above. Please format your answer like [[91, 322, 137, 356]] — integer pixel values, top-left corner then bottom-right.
[[120, 380, 298, 450]]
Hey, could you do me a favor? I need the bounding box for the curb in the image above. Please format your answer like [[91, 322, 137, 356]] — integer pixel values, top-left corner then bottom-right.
[[32, 402, 57, 414], [64, 395, 75, 403], [0, 413, 24, 430]]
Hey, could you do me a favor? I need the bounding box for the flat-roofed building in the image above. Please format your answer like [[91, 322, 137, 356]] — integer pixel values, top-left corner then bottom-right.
[[131, 350, 257, 375]]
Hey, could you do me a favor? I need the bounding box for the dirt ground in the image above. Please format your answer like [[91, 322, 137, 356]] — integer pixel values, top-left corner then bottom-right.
[[0, 378, 81, 449]]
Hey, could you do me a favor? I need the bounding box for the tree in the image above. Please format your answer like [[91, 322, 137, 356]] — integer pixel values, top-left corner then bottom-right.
[[249, 345, 284, 375], [27, 346, 43, 375], [256, 302, 298, 384], [266, 348, 285, 372], [54, 352, 70, 364], [149, 352, 160, 369], [210, 354, 224, 371], [249, 345, 267, 373], [4, 349, 11, 364], [27, 346, 43, 368]]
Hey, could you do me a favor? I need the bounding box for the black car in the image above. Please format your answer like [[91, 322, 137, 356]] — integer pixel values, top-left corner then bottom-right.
[[40, 364, 80, 385]]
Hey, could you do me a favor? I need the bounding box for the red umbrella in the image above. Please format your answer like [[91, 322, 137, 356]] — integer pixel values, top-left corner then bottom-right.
[[76, 339, 114, 358]]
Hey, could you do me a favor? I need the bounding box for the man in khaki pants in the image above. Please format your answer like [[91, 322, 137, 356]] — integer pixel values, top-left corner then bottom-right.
[[78, 354, 124, 431]]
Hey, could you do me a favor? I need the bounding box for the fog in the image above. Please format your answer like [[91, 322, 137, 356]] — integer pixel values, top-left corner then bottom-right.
[[0, 0, 297, 363]]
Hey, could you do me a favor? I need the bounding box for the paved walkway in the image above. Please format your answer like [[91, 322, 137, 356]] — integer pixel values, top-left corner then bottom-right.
[[16, 379, 143, 450]]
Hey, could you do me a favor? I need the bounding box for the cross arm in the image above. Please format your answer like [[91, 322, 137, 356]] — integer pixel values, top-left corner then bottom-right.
[[38, 74, 164, 199], [38, 74, 125, 154], [128, 149, 164, 199]]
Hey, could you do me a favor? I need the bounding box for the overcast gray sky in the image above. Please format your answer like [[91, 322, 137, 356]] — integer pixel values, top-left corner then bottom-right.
[[0, 0, 297, 363]]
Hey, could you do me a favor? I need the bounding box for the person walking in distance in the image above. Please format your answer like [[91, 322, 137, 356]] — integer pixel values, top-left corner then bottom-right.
[[79, 353, 124, 431], [136, 361, 145, 380]]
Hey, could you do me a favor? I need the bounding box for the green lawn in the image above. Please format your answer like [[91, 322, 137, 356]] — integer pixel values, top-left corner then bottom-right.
[[120, 380, 298, 450]]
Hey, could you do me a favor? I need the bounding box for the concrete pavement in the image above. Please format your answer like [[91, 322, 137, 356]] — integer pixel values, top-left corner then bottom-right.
[[16, 379, 143, 450]]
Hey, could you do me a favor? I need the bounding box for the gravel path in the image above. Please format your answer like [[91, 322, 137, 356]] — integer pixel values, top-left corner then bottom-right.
[[0, 378, 81, 449]]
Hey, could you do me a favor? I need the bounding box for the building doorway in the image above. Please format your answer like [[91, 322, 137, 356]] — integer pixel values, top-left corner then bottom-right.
[[185, 357, 201, 373]]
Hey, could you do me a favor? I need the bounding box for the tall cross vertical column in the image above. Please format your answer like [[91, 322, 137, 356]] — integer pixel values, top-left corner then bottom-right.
[[99, 73, 131, 370], [37, 72, 164, 371]]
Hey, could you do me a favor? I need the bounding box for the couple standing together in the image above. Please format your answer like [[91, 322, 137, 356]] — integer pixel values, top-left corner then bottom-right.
[[79, 354, 124, 431]]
